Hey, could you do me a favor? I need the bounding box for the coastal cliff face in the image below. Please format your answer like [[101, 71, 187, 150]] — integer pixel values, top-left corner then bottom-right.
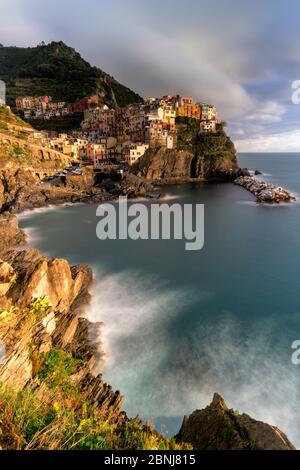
[[0, 247, 122, 411], [176, 393, 295, 450], [133, 127, 239, 182]]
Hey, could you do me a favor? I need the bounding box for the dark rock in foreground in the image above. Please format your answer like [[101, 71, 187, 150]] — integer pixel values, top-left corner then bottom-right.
[[176, 393, 295, 450], [234, 176, 295, 203]]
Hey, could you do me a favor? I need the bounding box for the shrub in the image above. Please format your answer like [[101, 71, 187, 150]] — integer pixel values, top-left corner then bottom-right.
[[37, 349, 82, 392], [28, 296, 52, 316]]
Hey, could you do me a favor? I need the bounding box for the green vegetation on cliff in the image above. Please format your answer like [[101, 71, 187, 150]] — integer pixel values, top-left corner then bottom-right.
[[0, 41, 143, 108], [0, 327, 190, 450], [176, 117, 235, 163], [0, 382, 190, 450]]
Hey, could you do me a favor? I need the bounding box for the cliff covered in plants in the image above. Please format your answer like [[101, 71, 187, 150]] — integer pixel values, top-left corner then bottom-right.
[[133, 120, 239, 182]]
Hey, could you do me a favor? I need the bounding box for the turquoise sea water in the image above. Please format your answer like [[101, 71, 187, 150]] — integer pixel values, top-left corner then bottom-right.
[[19, 153, 300, 446]]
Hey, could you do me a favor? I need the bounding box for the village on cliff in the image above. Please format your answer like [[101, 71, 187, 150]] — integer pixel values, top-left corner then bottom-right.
[[14, 94, 218, 167]]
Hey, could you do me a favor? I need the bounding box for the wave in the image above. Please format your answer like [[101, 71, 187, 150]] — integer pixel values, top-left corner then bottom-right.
[[87, 269, 300, 446], [22, 226, 42, 245], [17, 202, 85, 221]]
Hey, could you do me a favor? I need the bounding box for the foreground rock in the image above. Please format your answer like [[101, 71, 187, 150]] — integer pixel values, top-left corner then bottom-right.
[[0, 248, 123, 416], [234, 176, 295, 203], [176, 393, 295, 450]]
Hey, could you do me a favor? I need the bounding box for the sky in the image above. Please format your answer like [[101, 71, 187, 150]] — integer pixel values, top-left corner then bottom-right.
[[1, 0, 300, 151]]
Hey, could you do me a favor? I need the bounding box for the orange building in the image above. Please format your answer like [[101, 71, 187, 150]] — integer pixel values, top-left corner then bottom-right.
[[176, 97, 201, 119]]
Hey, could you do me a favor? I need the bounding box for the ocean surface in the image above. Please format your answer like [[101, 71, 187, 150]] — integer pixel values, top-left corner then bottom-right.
[[19, 153, 300, 446]]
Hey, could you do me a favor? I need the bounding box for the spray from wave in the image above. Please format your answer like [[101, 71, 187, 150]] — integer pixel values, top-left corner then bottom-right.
[[87, 269, 300, 446]]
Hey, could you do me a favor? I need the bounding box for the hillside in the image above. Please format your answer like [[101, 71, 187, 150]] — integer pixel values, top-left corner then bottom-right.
[[0, 106, 71, 169], [0, 41, 143, 109]]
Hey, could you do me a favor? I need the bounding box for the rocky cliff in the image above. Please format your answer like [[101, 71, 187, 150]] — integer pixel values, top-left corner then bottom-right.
[[176, 393, 295, 450], [133, 126, 239, 182], [0, 247, 122, 411]]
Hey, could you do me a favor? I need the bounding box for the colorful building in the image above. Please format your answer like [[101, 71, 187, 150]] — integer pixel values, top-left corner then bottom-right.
[[124, 143, 149, 166], [176, 97, 201, 119]]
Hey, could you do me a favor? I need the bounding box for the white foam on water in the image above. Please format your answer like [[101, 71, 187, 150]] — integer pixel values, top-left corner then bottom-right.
[[17, 202, 84, 221], [22, 226, 41, 245], [87, 271, 300, 447]]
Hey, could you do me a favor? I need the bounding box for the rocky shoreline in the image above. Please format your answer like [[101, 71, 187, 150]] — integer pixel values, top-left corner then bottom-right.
[[0, 167, 155, 215], [234, 176, 295, 203], [0, 166, 296, 449]]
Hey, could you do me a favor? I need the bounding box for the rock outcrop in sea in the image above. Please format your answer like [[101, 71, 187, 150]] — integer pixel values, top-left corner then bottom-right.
[[234, 176, 295, 203], [176, 393, 295, 450], [132, 127, 239, 182]]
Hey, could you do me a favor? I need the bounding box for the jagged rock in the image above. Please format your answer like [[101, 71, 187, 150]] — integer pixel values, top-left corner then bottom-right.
[[176, 393, 295, 450], [3, 250, 88, 313], [0, 249, 123, 419], [96, 171, 154, 198], [255, 170, 263, 175]]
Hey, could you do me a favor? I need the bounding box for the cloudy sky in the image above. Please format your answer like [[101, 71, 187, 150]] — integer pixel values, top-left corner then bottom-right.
[[1, 0, 300, 151]]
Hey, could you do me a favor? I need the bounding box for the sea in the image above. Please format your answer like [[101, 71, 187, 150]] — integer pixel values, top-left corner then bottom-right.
[[19, 153, 300, 446]]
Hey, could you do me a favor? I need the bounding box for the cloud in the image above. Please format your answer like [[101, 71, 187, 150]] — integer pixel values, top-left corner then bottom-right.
[[235, 128, 300, 152]]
